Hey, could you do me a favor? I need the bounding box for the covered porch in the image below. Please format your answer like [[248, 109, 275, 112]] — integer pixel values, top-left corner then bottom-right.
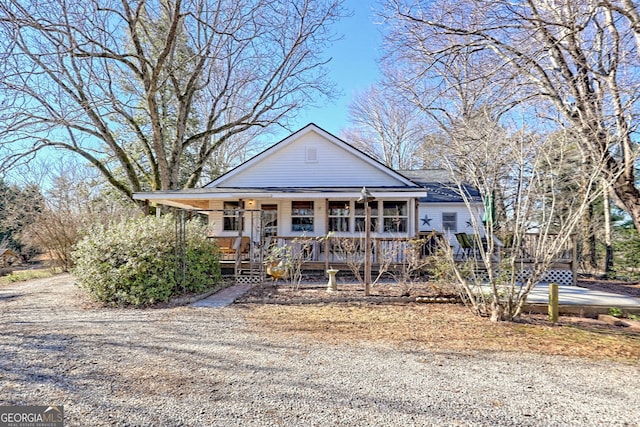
[[208, 223, 576, 287]]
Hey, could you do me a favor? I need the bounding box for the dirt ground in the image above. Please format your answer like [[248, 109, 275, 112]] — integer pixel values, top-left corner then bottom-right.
[[2, 275, 639, 425], [236, 278, 640, 367], [234, 275, 640, 345], [236, 274, 640, 305], [576, 275, 640, 298], [236, 278, 457, 305]]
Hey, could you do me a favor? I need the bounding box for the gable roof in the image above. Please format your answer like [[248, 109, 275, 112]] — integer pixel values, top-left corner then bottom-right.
[[206, 123, 419, 189], [132, 124, 430, 209]]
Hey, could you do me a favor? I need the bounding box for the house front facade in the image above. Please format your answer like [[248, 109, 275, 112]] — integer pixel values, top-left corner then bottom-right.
[[133, 123, 484, 274]]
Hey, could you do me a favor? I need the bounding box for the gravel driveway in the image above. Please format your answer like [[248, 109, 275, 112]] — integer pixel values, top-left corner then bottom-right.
[[1, 275, 639, 426]]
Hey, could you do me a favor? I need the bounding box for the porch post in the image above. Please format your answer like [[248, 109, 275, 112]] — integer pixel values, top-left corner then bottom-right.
[[325, 198, 329, 272], [365, 203, 371, 296], [235, 199, 244, 278], [413, 198, 419, 237], [358, 187, 375, 296]]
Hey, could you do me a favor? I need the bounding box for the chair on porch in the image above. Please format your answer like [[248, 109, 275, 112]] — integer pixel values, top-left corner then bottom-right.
[[419, 232, 447, 257], [234, 236, 251, 260], [455, 233, 474, 259], [469, 234, 487, 256], [214, 237, 237, 260], [214, 236, 250, 260], [499, 233, 529, 260]]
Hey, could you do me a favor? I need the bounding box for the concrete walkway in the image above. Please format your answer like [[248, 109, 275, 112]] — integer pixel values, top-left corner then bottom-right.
[[526, 283, 640, 308], [191, 284, 252, 308], [475, 283, 640, 315]]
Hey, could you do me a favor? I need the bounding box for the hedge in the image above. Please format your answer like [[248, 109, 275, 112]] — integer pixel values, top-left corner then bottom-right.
[[72, 215, 221, 306]]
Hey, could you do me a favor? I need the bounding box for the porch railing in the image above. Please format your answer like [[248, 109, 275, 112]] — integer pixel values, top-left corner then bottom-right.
[[211, 233, 575, 267], [265, 235, 443, 266]]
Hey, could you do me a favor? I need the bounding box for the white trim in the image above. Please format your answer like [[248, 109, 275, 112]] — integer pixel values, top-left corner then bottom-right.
[[134, 190, 427, 201]]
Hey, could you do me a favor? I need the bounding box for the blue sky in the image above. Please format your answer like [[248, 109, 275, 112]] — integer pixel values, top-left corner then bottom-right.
[[6, 1, 384, 186], [286, 0, 383, 135]]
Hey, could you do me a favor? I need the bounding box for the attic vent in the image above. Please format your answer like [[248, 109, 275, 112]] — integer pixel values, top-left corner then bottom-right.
[[306, 147, 318, 163]]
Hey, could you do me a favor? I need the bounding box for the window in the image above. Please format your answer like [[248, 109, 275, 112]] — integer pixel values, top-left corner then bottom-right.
[[354, 201, 378, 232], [383, 201, 408, 233], [291, 201, 314, 232], [223, 201, 242, 231], [328, 201, 350, 232], [262, 204, 278, 237], [442, 212, 457, 232], [306, 147, 318, 163]]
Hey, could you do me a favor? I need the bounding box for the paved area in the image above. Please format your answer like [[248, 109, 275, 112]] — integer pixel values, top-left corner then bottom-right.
[[526, 283, 640, 308], [190, 283, 252, 307]]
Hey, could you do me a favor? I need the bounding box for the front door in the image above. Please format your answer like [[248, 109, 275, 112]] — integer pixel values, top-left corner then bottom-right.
[[261, 204, 278, 237]]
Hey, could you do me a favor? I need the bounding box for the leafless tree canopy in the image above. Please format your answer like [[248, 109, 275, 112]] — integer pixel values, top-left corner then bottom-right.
[[342, 85, 427, 170], [6, 157, 139, 267], [0, 0, 344, 202], [382, 0, 640, 233]]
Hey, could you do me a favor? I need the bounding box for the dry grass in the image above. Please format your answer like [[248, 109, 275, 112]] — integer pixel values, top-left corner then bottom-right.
[[0, 268, 58, 287], [241, 302, 640, 365]]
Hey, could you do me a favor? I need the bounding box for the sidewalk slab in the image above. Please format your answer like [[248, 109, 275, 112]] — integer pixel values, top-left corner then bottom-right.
[[191, 284, 252, 308], [526, 283, 640, 308]]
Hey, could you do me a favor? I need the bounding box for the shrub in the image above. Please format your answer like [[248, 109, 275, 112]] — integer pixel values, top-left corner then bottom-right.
[[612, 226, 640, 279], [72, 215, 221, 306]]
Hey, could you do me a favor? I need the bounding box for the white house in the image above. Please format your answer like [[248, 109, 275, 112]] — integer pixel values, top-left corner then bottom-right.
[[133, 123, 484, 274]]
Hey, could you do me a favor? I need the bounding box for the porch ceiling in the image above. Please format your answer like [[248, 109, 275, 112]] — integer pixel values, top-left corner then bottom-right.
[[148, 199, 211, 210]]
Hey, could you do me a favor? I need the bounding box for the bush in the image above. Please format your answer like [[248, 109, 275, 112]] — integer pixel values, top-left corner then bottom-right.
[[72, 215, 221, 306], [612, 226, 640, 279]]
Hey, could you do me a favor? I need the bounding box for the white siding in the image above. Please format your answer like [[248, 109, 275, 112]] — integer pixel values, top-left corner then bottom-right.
[[418, 202, 484, 250], [219, 132, 406, 187], [207, 200, 225, 236]]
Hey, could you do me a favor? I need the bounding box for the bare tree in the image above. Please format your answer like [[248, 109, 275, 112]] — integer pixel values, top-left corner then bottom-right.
[[329, 235, 397, 290], [379, 12, 609, 320], [341, 85, 427, 170], [441, 110, 606, 321], [0, 0, 345, 204], [20, 160, 139, 270], [382, 0, 640, 233], [200, 127, 267, 183]]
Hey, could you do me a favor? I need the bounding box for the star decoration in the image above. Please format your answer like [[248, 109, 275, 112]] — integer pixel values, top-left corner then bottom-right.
[[466, 220, 473, 228], [421, 214, 432, 226]]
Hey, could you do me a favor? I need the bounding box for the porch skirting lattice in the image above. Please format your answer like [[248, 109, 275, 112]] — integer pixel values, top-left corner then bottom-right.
[[235, 275, 262, 285], [473, 269, 574, 287]]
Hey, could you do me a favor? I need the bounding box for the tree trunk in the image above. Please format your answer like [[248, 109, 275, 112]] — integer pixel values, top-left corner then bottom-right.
[[612, 176, 640, 235], [601, 144, 640, 235], [490, 301, 505, 322], [584, 202, 598, 271], [603, 181, 614, 277]]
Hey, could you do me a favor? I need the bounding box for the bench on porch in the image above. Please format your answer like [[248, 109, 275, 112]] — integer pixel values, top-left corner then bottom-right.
[[212, 236, 250, 260]]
